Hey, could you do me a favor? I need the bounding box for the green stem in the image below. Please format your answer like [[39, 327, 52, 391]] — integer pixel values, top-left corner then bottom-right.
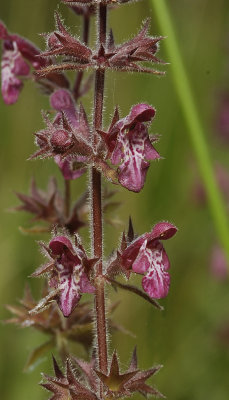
[[151, 0, 229, 264]]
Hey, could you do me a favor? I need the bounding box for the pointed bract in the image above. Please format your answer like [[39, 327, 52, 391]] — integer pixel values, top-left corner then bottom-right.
[[42, 357, 99, 400], [35, 17, 165, 77], [14, 177, 86, 233], [95, 349, 163, 398]]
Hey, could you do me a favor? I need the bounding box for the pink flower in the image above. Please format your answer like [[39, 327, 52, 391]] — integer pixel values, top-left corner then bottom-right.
[[49, 236, 95, 317], [0, 21, 45, 104], [121, 222, 177, 298], [106, 104, 160, 192]]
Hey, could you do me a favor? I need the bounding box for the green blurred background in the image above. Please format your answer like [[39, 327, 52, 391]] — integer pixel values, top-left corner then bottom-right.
[[1, 0, 229, 399]]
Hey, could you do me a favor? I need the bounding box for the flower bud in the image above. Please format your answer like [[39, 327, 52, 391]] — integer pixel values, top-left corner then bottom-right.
[[50, 129, 72, 152]]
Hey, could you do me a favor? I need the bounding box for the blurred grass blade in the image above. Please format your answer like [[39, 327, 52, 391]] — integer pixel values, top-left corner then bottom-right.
[[151, 0, 229, 265]]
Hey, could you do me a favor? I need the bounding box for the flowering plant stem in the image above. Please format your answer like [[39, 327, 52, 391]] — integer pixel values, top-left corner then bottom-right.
[[151, 0, 229, 264], [91, 3, 108, 386], [64, 179, 71, 219], [1, 1, 179, 397]]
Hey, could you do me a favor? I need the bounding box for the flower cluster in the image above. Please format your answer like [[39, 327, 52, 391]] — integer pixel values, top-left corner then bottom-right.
[[33, 91, 160, 192], [36, 13, 165, 78], [42, 350, 163, 400], [30, 220, 176, 322]]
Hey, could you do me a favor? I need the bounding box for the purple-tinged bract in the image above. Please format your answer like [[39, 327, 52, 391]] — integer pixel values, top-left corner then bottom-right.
[[32, 89, 92, 178]]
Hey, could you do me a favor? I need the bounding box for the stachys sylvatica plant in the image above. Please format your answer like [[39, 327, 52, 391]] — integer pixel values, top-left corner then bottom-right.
[[1, 0, 177, 398]]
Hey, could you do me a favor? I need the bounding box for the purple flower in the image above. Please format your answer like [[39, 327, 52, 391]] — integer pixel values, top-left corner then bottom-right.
[[106, 104, 160, 192], [0, 21, 45, 104], [121, 222, 177, 298], [49, 235, 95, 317]]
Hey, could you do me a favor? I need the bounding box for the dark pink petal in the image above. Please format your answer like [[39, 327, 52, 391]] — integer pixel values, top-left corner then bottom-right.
[[115, 124, 147, 189], [50, 89, 79, 129], [7, 33, 44, 68], [122, 222, 177, 269], [54, 155, 86, 180], [161, 247, 170, 271], [11, 50, 30, 76], [116, 124, 159, 192], [79, 271, 95, 293], [0, 21, 45, 68], [124, 103, 156, 128], [110, 141, 122, 165], [147, 222, 177, 242], [109, 104, 159, 192], [1, 44, 30, 104], [49, 235, 74, 255], [1, 73, 23, 104], [40, 235, 93, 317], [118, 157, 149, 192], [141, 243, 170, 298], [107, 104, 156, 154], [132, 240, 151, 274], [142, 269, 170, 299], [57, 267, 81, 317]]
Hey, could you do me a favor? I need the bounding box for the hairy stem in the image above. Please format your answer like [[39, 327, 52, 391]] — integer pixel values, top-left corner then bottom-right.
[[64, 179, 71, 219], [91, 3, 108, 382], [73, 15, 90, 100], [151, 0, 229, 264]]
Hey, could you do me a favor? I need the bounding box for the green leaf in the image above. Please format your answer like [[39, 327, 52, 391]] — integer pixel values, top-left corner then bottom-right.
[[24, 339, 54, 372]]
